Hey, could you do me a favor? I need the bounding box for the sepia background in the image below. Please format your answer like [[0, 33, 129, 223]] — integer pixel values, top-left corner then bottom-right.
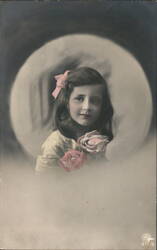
[[0, 1, 156, 249]]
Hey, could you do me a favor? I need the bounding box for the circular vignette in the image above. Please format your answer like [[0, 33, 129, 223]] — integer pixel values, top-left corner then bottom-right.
[[10, 34, 152, 160]]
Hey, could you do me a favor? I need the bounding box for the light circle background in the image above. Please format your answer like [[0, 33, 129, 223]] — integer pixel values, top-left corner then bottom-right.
[[10, 34, 152, 160]]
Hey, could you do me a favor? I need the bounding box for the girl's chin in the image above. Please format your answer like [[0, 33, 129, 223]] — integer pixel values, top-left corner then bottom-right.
[[77, 120, 94, 127], [71, 117, 95, 128]]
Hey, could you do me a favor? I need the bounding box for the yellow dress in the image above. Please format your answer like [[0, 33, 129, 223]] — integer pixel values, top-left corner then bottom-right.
[[36, 129, 108, 173], [36, 130, 79, 172]]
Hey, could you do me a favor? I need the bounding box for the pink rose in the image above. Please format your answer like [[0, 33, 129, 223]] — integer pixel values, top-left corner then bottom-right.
[[77, 130, 109, 153], [59, 150, 87, 172]]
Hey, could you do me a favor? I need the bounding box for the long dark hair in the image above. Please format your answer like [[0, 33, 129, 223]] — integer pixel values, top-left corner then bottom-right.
[[52, 67, 114, 141]]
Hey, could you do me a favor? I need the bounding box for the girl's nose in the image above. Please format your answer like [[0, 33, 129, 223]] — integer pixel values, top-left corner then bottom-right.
[[82, 97, 90, 110]]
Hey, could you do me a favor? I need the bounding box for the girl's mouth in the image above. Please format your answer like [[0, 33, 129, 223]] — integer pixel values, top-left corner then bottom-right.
[[80, 113, 92, 119]]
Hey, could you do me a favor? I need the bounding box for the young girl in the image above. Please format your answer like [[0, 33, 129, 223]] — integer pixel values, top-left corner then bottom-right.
[[36, 67, 113, 172]]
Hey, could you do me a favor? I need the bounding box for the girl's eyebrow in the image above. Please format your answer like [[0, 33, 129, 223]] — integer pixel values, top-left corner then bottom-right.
[[91, 95, 102, 99], [92, 95, 101, 97], [75, 94, 85, 97], [74, 94, 102, 98]]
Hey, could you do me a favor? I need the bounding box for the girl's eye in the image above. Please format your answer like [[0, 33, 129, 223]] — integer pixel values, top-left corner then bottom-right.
[[90, 97, 102, 105], [75, 96, 84, 102]]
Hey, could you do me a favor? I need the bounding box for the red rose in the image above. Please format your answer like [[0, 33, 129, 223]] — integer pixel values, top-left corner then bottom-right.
[[77, 130, 109, 153], [59, 150, 87, 172]]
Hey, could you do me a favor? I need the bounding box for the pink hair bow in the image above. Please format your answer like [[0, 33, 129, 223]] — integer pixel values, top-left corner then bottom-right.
[[52, 70, 70, 98]]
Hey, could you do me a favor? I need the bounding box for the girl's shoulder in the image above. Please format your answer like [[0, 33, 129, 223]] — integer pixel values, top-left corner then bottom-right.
[[42, 130, 75, 150], [42, 130, 66, 144]]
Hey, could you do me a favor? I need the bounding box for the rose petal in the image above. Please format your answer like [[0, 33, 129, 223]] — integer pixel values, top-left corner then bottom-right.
[[59, 150, 87, 171], [77, 130, 109, 153], [88, 137, 103, 145]]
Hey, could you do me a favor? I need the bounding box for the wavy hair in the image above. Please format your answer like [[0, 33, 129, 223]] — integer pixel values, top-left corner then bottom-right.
[[52, 67, 114, 140]]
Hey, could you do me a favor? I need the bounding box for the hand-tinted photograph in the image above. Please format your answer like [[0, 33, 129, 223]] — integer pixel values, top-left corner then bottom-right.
[[0, 1, 156, 249]]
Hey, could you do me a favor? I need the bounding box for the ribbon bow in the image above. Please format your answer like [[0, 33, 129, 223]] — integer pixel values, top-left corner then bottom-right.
[[52, 70, 70, 98]]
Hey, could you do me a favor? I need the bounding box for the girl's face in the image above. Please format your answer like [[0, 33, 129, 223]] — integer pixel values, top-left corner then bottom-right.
[[68, 84, 104, 127]]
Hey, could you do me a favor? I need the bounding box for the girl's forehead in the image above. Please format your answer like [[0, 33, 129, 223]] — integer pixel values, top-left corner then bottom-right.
[[72, 84, 104, 95]]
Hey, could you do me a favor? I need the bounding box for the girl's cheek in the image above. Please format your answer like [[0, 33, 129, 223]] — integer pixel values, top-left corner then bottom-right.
[[92, 104, 101, 110]]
